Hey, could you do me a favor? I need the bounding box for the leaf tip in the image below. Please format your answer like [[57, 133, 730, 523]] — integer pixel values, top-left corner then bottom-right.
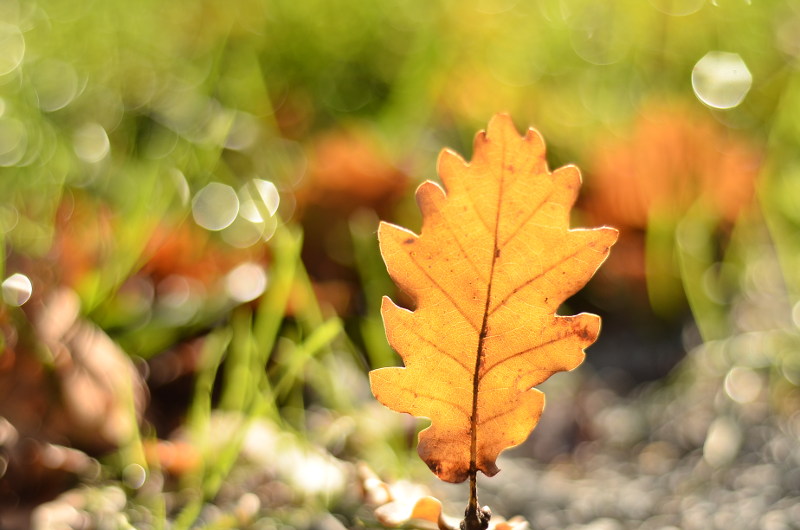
[[437, 149, 470, 192], [376, 219, 394, 237], [486, 113, 518, 136], [416, 180, 446, 218], [601, 226, 621, 248], [481, 114, 518, 148], [438, 147, 468, 168]]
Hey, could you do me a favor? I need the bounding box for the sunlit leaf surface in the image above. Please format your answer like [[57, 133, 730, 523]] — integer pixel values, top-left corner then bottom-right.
[[370, 114, 617, 482]]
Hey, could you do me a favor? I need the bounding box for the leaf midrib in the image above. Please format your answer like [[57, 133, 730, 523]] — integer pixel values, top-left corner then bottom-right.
[[469, 140, 507, 475]]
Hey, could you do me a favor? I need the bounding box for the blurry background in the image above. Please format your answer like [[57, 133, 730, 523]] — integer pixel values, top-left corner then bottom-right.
[[1, 0, 800, 528]]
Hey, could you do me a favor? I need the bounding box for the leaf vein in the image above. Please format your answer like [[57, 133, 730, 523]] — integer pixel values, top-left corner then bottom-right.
[[477, 402, 518, 426], [498, 188, 556, 250], [407, 251, 480, 332], [441, 215, 489, 284], [479, 334, 567, 381], [488, 246, 585, 315], [410, 389, 471, 419], [406, 325, 473, 375]]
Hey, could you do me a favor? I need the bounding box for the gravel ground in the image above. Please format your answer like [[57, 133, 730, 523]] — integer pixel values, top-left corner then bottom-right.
[[449, 337, 800, 530], [429, 237, 800, 530]]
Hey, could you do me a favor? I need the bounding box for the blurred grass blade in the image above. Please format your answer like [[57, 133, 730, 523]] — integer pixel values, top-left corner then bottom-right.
[[174, 328, 231, 530], [187, 327, 233, 449], [675, 203, 728, 341], [645, 213, 685, 319], [253, 222, 303, 366], [274, 317, 343, 400], [350, 209, 398, 368], [220, 306, 255, 412]]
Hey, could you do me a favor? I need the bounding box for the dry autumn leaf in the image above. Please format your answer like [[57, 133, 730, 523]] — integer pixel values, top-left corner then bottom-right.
[[370, 114, 617, 487]]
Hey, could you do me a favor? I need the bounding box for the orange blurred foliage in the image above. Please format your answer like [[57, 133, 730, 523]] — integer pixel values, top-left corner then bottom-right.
[[143, 439, 202, 476], [50, 193, 116, 290], [586, 102, 761, 227], [583, 102, 762, 282], [294, 126, 409, 316], [297, 127, 408, 216], [141, 220, 267, 287], [50, 192, 268, 305]]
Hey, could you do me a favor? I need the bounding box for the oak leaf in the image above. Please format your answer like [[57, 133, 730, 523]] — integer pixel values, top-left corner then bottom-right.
[[370, 114, 617, 483]]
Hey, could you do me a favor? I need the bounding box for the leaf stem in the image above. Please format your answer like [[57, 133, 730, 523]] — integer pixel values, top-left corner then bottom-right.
[[468, 469, 478, 516], [461, 470, 490, 530]]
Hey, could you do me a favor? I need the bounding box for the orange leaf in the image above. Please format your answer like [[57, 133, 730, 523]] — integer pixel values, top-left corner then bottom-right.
[[370, 114, 617, 483]]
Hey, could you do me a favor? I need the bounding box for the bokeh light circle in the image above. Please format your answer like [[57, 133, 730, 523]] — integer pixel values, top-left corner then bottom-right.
[[169, 169, 191, 206], [724, 366, 762, 404], [2, 273, 32, 306], [0, 23, 25, 76], [0, 117, 27, 166], [221, 216, 266, 249], [239, 179, 280, 223], [192, 182, 239, 231], [226, 262, 268, 303], [224, 112, 259, 151], [692, 51, 752, 109], [73, 123, 110, 163], [122, 463, 147, 489], [31, 59, 82, 112]]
